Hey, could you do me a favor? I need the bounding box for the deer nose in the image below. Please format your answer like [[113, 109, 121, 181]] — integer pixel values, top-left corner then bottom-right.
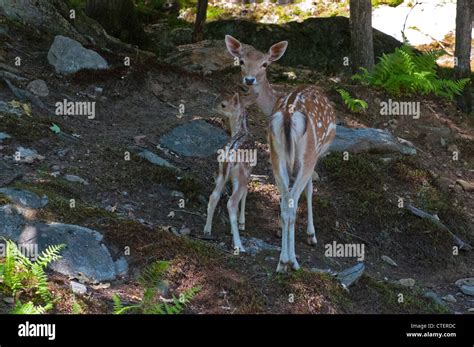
[[244, 77, 256, 85]]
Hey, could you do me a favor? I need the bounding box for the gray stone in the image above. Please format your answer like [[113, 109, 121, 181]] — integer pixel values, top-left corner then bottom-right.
[[160, 120, 229, 158], [3, 79, 46, 110], [442, 294, 457, 303], [0, 132, 11, 141], [114, 256, 128, 277], [460, 285, 474, 296], [64, 174, 89, 185], [70, 281, 87, 295], [0, 205, 26, 239], [138, 150, 176, 169], [424, 291, 447, 307], [0, 161, 22, 186], [381, 255, 398, 267], [398, 278, 416, 287], [455, 278, 474, 288], [336, 262, 365, 288], [47, 35, 108, 75], [15, 147, 44, 163], [0, 188, 48, 208], [23, 223, 117, 282], [241, 237, 280, 256], [27, 79, 49, 97], [330, 126, 417, 155]]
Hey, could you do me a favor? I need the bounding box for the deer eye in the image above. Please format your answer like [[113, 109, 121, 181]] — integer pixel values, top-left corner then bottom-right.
[[221, 103, 226, 108], [239, 60, 244, 66], [262, 62, 268, 68]]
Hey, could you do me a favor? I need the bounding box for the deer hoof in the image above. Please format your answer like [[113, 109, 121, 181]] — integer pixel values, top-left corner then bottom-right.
[[307, 235, 317, 246], [238, 223, 245, 231]]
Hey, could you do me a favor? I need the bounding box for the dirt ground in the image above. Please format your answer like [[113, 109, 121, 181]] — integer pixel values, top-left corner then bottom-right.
[[0, 18, 473, 314]]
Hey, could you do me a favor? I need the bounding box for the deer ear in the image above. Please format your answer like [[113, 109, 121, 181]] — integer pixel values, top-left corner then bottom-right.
[[242, 92, 258, 107], [268, 41, 288, 62], [231, 92, 240, 106], [225, 35, 243, 58]]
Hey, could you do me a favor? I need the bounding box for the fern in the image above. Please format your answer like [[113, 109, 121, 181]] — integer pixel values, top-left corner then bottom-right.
[[337, 88, 368, 113], [0, 239, 64, 314], [113, 260, 201, 315], [353, 44, 470, 100]]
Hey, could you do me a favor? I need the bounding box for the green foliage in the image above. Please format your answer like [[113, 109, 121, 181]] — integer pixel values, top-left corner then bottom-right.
[[371, 0, 403, 7], [353, 44, 470, 100], [112, 260, 201, 314], [0, 239, 64, 314], [336, 88, 368, 113]]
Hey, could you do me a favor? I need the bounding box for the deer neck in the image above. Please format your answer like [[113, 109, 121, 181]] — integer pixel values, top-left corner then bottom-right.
[[252, 76, 278, 117], [230, 112, 248, 137]]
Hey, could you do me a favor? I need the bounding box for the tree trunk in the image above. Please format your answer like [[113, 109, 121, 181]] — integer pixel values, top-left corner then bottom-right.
[[193, 0, 208, 42], [350, 0, 375, 73], [454, 0, 472, 113]]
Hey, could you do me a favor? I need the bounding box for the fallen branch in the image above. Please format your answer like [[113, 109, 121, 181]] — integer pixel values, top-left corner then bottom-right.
[[406, 204, 472, 251]]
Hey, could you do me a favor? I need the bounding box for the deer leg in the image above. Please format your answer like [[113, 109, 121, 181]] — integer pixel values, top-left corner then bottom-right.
[[305, 180, 317, 246], [203, 166, 228, 235], [274, 165, 291, 273], [227, 177, 247, 253], [238, 187, 247, 231]]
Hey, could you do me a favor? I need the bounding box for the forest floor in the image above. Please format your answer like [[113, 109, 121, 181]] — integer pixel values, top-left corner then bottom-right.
[[0, 17, 473, 314]]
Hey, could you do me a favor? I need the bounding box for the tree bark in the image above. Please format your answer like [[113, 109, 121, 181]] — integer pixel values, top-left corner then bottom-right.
[[350, 0, 375, 73], [454, 0, 472, 113], [193, 0, 208, 42]]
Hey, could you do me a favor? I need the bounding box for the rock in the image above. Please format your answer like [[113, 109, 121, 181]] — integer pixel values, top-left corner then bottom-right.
[[70, 281, 87, 295], [442, 294, 457, 303], [206, 17, 402, 73], [178, 227, 191, 236], [0, 212, 121, 281], [15, 147, 44, 163], [2, 297, 14, 304], [171, 190, 185, 198], [455, 278, 474, 287], [456, 179, 474, 192], [27, 79, 49, 97], [424, 291, 447, 307], [64, 174, 89, 185], [0, 0, 86, 43], [24, 223, 118, 282], [47, 35, 109, 75], [240, 237, 280, 256], [165, 40, 234, 75], [336, 262, 365, 289], [138, 150, 176, 169], [3, 79, 46, 110], [169, 27, 193, 46], [398, 278, 416, 287], [0, 101, 23, 116], [160, 120, 229, 158], [381, 255, 398, 267], [0, 132, 11, 141], [114, 257, 128, 277], [0, 188, 48, 208], [330, 126, 416, 155], [459, 285, 474, 296]]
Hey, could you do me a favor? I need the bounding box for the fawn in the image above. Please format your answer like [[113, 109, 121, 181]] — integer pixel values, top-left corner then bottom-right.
[[203, 92, 258, 253], [225, 35, 337, 272]]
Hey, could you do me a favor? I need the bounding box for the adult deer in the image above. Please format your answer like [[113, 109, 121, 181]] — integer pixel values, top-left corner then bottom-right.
[[203, 92, 258, 253], [225, 35, 337, 272]]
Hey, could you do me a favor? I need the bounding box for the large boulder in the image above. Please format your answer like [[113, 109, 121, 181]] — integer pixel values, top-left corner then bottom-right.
[[0, 0, 85, 43], [47, 35, 109, 74], [205, 17, 402, 73]]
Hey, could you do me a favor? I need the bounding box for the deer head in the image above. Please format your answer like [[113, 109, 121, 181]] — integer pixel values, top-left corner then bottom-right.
[[225, 35, 288, 87], [216, 92, 258, 136]]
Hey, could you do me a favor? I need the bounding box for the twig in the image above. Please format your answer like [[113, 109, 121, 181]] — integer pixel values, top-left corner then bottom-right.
[[170, 208, 205, 219], [405, 204, 472, 251]]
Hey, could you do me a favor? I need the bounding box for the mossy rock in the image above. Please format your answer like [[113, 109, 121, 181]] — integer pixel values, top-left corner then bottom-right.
[[205, 17, 402, 73]]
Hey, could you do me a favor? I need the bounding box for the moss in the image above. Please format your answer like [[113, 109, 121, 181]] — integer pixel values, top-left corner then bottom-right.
[[355, 276, 450, 313], [0, 193, 12, 206], [0, 113, 52, 144]]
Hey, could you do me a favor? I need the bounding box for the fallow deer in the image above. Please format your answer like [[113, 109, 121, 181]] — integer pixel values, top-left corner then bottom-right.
[[203, 92, 258, 253], [225, 35, 337, 272]]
